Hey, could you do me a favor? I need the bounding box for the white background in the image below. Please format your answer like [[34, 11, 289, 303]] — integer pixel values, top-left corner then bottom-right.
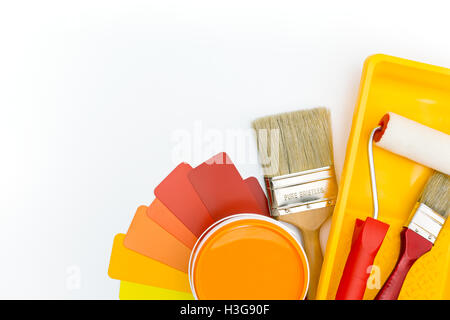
[[0, 1, 449, 299]]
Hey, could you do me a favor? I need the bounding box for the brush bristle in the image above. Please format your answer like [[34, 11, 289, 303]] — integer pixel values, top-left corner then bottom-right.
[[419, 172, 450, 218], [252, 107, 333, 177]]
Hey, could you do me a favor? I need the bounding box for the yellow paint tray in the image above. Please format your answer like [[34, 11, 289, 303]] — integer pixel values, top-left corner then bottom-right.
[[317, 54, 450, 300]]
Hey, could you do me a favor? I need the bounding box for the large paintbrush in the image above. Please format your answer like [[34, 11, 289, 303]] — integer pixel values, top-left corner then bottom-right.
[[252, 107, 337, 299]]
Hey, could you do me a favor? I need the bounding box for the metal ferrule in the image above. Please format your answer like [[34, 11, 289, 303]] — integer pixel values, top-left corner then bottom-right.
[[407, 202, 446, 244], [264, 166, 338, 217]]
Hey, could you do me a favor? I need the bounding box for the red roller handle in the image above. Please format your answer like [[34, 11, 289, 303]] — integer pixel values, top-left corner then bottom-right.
[[375, 227, 432, 300], [335, 217, 389, 300]]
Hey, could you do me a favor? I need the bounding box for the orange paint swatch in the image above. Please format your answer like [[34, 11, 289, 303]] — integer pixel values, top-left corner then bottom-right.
[[147, 199, 197, 249], [108, 234, 191, 292], [124, 206, 191, 273]]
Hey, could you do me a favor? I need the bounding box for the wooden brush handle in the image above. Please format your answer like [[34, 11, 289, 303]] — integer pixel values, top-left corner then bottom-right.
[[301, 228, 323, 299], [375, 227, 432, 300], [278, 206, 332, 299]]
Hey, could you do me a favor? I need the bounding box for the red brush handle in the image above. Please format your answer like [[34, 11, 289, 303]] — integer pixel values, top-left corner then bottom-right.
[[375, 227, 433, 300], [335, 217, 389, 300]]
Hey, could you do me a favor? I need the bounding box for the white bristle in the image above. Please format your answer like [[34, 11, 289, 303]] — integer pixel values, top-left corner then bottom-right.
[[419, 172, 450, 218], [252, 107, 333, 177]]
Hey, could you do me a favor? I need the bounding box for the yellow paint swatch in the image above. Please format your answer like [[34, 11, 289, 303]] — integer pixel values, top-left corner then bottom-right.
[[108, 234, 191, 292], [119, 281, 194, 300]]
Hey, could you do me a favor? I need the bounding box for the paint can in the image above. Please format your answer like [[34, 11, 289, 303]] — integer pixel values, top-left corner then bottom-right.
[[189, 214, 309, 299]]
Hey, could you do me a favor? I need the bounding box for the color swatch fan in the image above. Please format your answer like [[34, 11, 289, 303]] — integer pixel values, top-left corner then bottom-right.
[[108, 152, 270, 299]]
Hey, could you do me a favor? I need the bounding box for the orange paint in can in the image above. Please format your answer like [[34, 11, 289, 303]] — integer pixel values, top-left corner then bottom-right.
[[189, 214, 309, 300]]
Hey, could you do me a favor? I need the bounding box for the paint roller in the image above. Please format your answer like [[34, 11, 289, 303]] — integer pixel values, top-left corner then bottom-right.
[[374, 112, 450, 175], [335, 112, 450, 300]]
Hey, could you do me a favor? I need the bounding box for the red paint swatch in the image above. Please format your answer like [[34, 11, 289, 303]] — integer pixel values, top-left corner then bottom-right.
[[188, 152, 267, 220], [155, 163, 214, 237], [244, 177, 270, 217]]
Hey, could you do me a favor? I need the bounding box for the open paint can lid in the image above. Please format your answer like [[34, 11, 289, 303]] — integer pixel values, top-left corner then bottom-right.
[[189, 214, 309, 300]]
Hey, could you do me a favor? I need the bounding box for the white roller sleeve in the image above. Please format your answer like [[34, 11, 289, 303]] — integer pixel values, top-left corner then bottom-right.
[[375, 112, 450, 175]]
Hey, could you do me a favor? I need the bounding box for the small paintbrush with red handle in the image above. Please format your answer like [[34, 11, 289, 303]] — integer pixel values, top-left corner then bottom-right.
[[375, 172, 449, 300]]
